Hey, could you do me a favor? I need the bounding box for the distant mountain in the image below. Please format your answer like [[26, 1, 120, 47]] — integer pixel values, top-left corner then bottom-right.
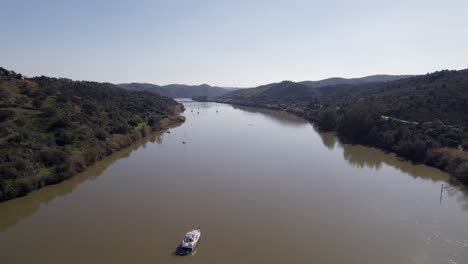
[[299, 75, 414, 88], [223, 87, 244, 92], [119, 75, 410, 99], [222, 81, 320, 104], [217, 75, 414, 105], [118, 83, 232, 98]]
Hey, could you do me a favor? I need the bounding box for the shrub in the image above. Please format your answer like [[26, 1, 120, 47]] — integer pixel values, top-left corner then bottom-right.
[[55, 131, 74, 146], [455, 162, 468, 183], [395, 140, 427, 162], [48, 118, 71, 130], [15, 178, 35, 196], [36, 149, 67, 167], [32, 98, 43, 109], [147, 115, 161, 128], [0, 165, 19, 179], [95, 129, 109, 140], [14, 118, 25, 126], [127, 119, 138, 127], [0, 179, 18, 201], [0, 109, 15, 122], [462, 140, 468, 151], [426, 148, 468, 183], [111, 124, 130, 134]]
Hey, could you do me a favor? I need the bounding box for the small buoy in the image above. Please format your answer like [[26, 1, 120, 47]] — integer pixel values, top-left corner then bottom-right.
[[182, 140, 186, 144]]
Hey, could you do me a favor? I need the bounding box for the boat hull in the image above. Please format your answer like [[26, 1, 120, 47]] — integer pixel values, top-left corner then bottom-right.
[[175, 246, 193, 255]]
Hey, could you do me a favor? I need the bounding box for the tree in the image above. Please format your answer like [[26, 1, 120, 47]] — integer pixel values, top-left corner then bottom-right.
[[32, 98, 43, 109], [337, 102, 381, 142], [317, 107, 337, 131], [0, 109, 15, 122]]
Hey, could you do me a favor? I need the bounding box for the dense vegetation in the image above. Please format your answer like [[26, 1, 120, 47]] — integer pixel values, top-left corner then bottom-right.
[[211, 69, 468, 184], [118, 82, 232, 98], [0, 67, 183, 201], [299, 74, 413, 88]]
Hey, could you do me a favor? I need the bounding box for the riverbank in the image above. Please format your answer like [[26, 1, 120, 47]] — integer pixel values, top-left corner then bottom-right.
[[0, 104, 186, 202], [68, 104, 186, 175], [206, 99, 468, 185]]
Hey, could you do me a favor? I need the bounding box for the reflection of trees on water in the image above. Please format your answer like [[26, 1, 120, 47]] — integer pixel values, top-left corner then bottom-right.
[[182, 101, 214, 110], [320, 132, 337, 150], [231, 105, 308, 127], [317, 131, 468, 210], [0, 126, 175, 231], [443, 182, 468, 211]]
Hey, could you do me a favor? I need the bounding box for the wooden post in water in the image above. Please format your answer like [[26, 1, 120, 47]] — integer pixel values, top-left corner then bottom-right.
[[440, 184, 444, 204]]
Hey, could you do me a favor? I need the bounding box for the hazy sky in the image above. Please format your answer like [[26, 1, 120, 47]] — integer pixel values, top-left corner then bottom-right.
[[1, 0, 467, 87]]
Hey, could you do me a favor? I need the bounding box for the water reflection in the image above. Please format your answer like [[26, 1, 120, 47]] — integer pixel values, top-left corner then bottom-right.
[[0, 129, 171, 231], [319, 132, 338, 150], [231, 105, 308, 127], [317, 131, 468, 210]]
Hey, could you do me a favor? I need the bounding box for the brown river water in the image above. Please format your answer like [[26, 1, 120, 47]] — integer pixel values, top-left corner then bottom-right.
[[1, 99, 468, 263]]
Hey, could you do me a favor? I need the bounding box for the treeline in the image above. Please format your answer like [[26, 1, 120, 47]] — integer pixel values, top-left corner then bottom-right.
[[118, 82, 230, 98], [0, 67, 183, 201], [309, 102, 468, 183]]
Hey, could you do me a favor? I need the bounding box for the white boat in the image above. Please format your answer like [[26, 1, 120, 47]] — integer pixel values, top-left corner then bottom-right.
[[178, 228, 201, 255]]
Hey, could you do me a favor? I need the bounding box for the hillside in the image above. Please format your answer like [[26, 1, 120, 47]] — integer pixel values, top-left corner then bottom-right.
[[299, 74, 413, 88], [315, 69, 468, 127], [218, 75, 413, 108], [218, 81, 320, 107], [118, 82, 230, 98], [0, 67, 184, 201]]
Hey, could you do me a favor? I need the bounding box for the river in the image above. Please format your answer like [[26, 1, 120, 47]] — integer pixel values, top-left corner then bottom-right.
[[1, 100, 467, 263]]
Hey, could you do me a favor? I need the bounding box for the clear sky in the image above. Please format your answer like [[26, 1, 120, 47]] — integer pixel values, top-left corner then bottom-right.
[[1, 0, 467, 87]]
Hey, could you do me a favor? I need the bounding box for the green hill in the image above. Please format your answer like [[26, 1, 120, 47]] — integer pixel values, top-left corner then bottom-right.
[[217, 81, 319, 108], [217, 75, 412, 108], [299, 74, 413, 88], [118, 82, 230, 98], [312, 69, 468, 127], [0, 67, 183, 201]]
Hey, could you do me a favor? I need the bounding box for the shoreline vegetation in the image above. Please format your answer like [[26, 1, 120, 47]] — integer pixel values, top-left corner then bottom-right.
[[197, 69, 468, 186], [0, 68, 185, 202]]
